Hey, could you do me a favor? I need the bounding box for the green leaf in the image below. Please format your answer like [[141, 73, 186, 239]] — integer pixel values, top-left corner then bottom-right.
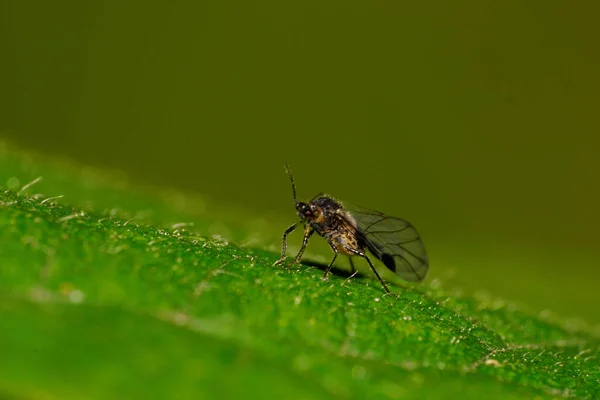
[[0, 141, 598, 399]]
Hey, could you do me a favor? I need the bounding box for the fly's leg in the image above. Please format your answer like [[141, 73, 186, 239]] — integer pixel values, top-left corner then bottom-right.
[[348, 257, 357, 274], [345, 257, 359, 284], [273, 223, 298, 266], [346, 248, 392, 294], [288, 225, 313, 268], [322, 244, 339, 281]]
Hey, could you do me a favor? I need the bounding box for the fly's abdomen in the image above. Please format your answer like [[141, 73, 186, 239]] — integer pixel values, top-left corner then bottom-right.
[[327, 231, 365, 256]]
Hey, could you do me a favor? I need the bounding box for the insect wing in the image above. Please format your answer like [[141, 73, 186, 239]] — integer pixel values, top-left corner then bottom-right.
[[351, 207, 429, 282]]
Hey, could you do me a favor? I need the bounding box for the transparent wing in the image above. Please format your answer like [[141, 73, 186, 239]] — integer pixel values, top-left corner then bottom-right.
[[351, 207, 429, 282]]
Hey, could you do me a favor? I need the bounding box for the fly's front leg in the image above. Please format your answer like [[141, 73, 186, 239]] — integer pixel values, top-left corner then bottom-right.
[[289, 225, 313, 267], [273, 223, 298, 266]]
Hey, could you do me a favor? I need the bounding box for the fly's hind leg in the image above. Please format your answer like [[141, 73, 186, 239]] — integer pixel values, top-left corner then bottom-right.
[[345, 248, 392, 294]]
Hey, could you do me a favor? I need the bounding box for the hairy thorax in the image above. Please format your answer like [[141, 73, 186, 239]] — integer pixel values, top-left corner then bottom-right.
[[308, 203, 365, 256]]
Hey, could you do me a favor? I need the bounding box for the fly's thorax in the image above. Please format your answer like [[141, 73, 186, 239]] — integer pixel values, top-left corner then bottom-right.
[[301, 196, 366, 254], [296, 196, 342, 227]]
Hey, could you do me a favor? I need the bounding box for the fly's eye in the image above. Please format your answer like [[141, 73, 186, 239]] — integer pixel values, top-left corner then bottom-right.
[[299, 204, 311, 216]]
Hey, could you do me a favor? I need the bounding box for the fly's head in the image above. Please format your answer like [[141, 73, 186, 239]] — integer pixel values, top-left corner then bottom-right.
[[296, 201, 325, 224], [283, 163, 334, 227]]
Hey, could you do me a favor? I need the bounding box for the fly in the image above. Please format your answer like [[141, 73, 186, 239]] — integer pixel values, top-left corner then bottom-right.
[[274, 163, 429, 294]]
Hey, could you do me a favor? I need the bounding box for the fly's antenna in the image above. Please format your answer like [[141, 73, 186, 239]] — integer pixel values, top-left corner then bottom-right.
[[283, 162, 298, 205]]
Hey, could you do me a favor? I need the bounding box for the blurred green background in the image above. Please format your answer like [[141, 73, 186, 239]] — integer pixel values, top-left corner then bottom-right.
[[1, 1, 599, 322]]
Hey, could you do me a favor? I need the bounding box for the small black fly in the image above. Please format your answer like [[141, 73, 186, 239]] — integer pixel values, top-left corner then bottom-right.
[[274, 164, 429, 294]]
